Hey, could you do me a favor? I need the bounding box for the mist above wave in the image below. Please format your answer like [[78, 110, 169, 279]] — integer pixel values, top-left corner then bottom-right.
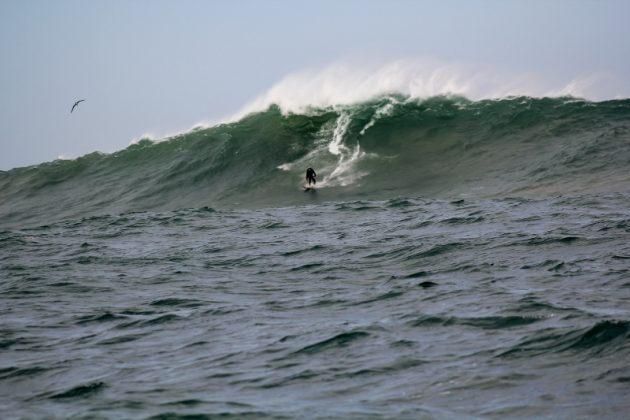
[[232, 59, 623, 120]]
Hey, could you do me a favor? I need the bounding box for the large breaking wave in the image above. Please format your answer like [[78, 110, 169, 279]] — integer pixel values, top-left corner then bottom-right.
[[1, 95, 630, 227]]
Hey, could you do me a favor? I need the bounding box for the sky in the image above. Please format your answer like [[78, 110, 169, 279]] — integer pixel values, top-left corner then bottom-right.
[[1, 0, 630, 170]]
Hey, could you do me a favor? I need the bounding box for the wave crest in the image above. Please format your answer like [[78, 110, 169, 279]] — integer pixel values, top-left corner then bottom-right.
[[235, 59, 623, 119]]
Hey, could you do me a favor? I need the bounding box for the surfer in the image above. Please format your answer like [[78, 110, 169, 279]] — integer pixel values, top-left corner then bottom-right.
[[305, 167, 317, 186]]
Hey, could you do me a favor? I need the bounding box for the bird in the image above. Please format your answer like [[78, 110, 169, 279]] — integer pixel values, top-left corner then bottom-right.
[[71, 99, 86, 113]]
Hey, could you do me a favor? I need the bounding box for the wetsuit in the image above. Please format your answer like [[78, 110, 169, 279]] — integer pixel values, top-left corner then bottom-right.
[[306, 168, 317, 186]]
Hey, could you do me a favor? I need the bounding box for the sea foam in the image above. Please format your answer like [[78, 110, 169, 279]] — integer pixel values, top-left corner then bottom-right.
[[233, 58, 622, 120]]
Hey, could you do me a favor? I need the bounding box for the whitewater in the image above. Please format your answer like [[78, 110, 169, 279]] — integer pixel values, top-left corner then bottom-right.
[[1, 70, 630, 417]]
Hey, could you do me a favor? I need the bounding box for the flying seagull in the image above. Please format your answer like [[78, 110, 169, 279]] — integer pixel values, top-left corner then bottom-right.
[[71, 99, 85, 113]]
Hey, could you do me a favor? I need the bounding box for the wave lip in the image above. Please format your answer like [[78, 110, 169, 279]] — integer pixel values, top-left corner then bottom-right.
[[235, 60, 625, 118]]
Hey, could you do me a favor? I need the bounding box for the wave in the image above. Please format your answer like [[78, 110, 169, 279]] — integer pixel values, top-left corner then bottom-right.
[[1, 95, 630, 227], [498, 320, 630, 358]]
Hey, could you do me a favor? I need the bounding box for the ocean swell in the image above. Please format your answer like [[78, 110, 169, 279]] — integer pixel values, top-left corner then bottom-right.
[[1, 95, 629, 227]]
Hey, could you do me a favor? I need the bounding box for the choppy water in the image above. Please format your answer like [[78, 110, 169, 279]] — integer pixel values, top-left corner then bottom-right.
[[3, 193, 630, 418]]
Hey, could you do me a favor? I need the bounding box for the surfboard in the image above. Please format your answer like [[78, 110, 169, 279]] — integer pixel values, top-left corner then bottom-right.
[[303, 184, 315, 192]]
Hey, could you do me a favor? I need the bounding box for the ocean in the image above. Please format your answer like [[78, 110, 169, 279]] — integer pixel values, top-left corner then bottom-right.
[[1, 95, 630, 418]]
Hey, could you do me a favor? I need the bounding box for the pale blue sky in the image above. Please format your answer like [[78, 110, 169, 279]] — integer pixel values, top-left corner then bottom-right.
[[1, 0, 629, 170]]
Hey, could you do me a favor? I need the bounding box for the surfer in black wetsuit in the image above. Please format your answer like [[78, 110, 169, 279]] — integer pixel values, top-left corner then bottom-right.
[[306, 167, 317, 186]]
